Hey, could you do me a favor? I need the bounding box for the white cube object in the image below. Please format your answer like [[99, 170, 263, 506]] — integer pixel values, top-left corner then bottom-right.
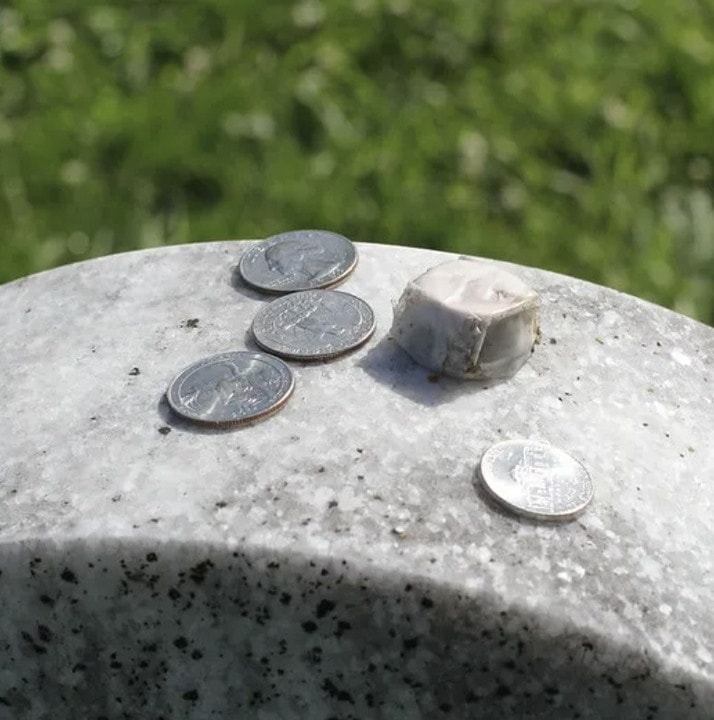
[[390, 258, 540, 380]]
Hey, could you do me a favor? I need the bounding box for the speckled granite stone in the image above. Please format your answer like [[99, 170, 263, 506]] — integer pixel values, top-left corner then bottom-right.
[[0, 241, 712, 719]]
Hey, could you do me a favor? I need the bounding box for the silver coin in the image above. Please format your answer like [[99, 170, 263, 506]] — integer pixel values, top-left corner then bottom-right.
[[478, 440, 593, 521], [251, 289, 376, 361], [167, 351, 294, 427], [238, 230, 358, 294]]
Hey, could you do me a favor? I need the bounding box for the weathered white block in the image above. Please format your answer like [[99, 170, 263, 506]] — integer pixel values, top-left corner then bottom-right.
[[390, 258, 540, 379]]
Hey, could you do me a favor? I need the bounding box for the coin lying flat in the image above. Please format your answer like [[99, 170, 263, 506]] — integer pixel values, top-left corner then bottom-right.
[[238, 230, 358, 294], [251, 289, 376, 361], [478, 439, 593, 521], [167, 351, 294, 427]]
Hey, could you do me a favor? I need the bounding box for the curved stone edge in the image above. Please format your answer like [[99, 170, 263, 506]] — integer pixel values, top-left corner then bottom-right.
[[1, 240, 711, 334]]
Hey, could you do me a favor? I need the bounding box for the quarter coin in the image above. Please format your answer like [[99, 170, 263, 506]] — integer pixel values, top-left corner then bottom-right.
[[167, 351, 294, 427], [238, 230, 358, 294], [251, 289, 376, 361], [478, 439, 593, 521]]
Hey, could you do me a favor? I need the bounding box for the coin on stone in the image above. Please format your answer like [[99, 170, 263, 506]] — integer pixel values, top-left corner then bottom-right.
[[167, 351, 294, 427], [478, 439, 593, 521], [238, 230, 358, 293], [251, 289, 376, 361]]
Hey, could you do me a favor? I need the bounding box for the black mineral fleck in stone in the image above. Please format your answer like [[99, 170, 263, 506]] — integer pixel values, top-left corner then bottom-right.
[[60, 568, 78, 584], [335, 620, 351, 637], [21, 631, 46, 654], [315, 599, 336, 618], [189, 560, 213, 584], [321, 678, 354, 704]]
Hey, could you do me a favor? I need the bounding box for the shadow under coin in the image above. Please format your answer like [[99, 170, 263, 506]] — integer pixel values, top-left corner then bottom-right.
[[230, 264, 274, 302], [156, 393, 262, 435], [357, 335, 503, 408], [471, 464, 585, 527], [242, 327, 263, 353]]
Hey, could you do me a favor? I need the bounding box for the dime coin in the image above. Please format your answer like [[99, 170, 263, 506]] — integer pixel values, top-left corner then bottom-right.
[[167, 351, 294, 427], [251, 289, 376, 361], [238, 230, 358, 294], [478, 439, 593, 521]]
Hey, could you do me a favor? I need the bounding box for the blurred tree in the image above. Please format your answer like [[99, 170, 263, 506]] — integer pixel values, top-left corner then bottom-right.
[[0, 0, 712, 324]]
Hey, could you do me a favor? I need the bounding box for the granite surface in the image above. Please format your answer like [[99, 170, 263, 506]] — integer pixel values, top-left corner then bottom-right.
[[0, 241, 713, 719]]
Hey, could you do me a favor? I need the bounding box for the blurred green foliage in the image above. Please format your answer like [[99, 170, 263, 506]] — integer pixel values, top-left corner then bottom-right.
[[1, 0, 713, 324]]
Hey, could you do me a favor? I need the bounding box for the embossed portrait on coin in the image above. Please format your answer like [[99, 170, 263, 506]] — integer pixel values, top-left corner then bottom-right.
[[264, 239, 341, 283], [282, 295, 353, 341], [183, 359, 272, 417]]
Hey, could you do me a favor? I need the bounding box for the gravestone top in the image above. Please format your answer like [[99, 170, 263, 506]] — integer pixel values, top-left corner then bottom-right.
[[1, 241, 712, 718]]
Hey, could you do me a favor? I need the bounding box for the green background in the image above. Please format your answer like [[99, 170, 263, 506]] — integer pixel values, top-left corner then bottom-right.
[[1, 0, 713, 325]]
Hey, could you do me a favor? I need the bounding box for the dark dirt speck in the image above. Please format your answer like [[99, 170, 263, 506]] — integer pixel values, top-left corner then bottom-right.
[[315, 599, 336, 618], [158, 426, 171, 435], [129, 367, 140, 376], [60, 568, 78, 584], [189, 560, 213, 584]]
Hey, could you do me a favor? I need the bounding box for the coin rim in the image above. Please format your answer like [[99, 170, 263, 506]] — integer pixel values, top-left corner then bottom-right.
[[250, 289, 376, 361], [478, 439, 593, 521], [166, 351, 295, 428], [238, 230, 358, 294]]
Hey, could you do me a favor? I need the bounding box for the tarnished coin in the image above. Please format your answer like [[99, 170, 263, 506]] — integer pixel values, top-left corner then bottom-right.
[[251, 289, 376, 361], [238, 230, 358, 294], [478, 440, 593, 521], [167, 351, 294, 427]]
